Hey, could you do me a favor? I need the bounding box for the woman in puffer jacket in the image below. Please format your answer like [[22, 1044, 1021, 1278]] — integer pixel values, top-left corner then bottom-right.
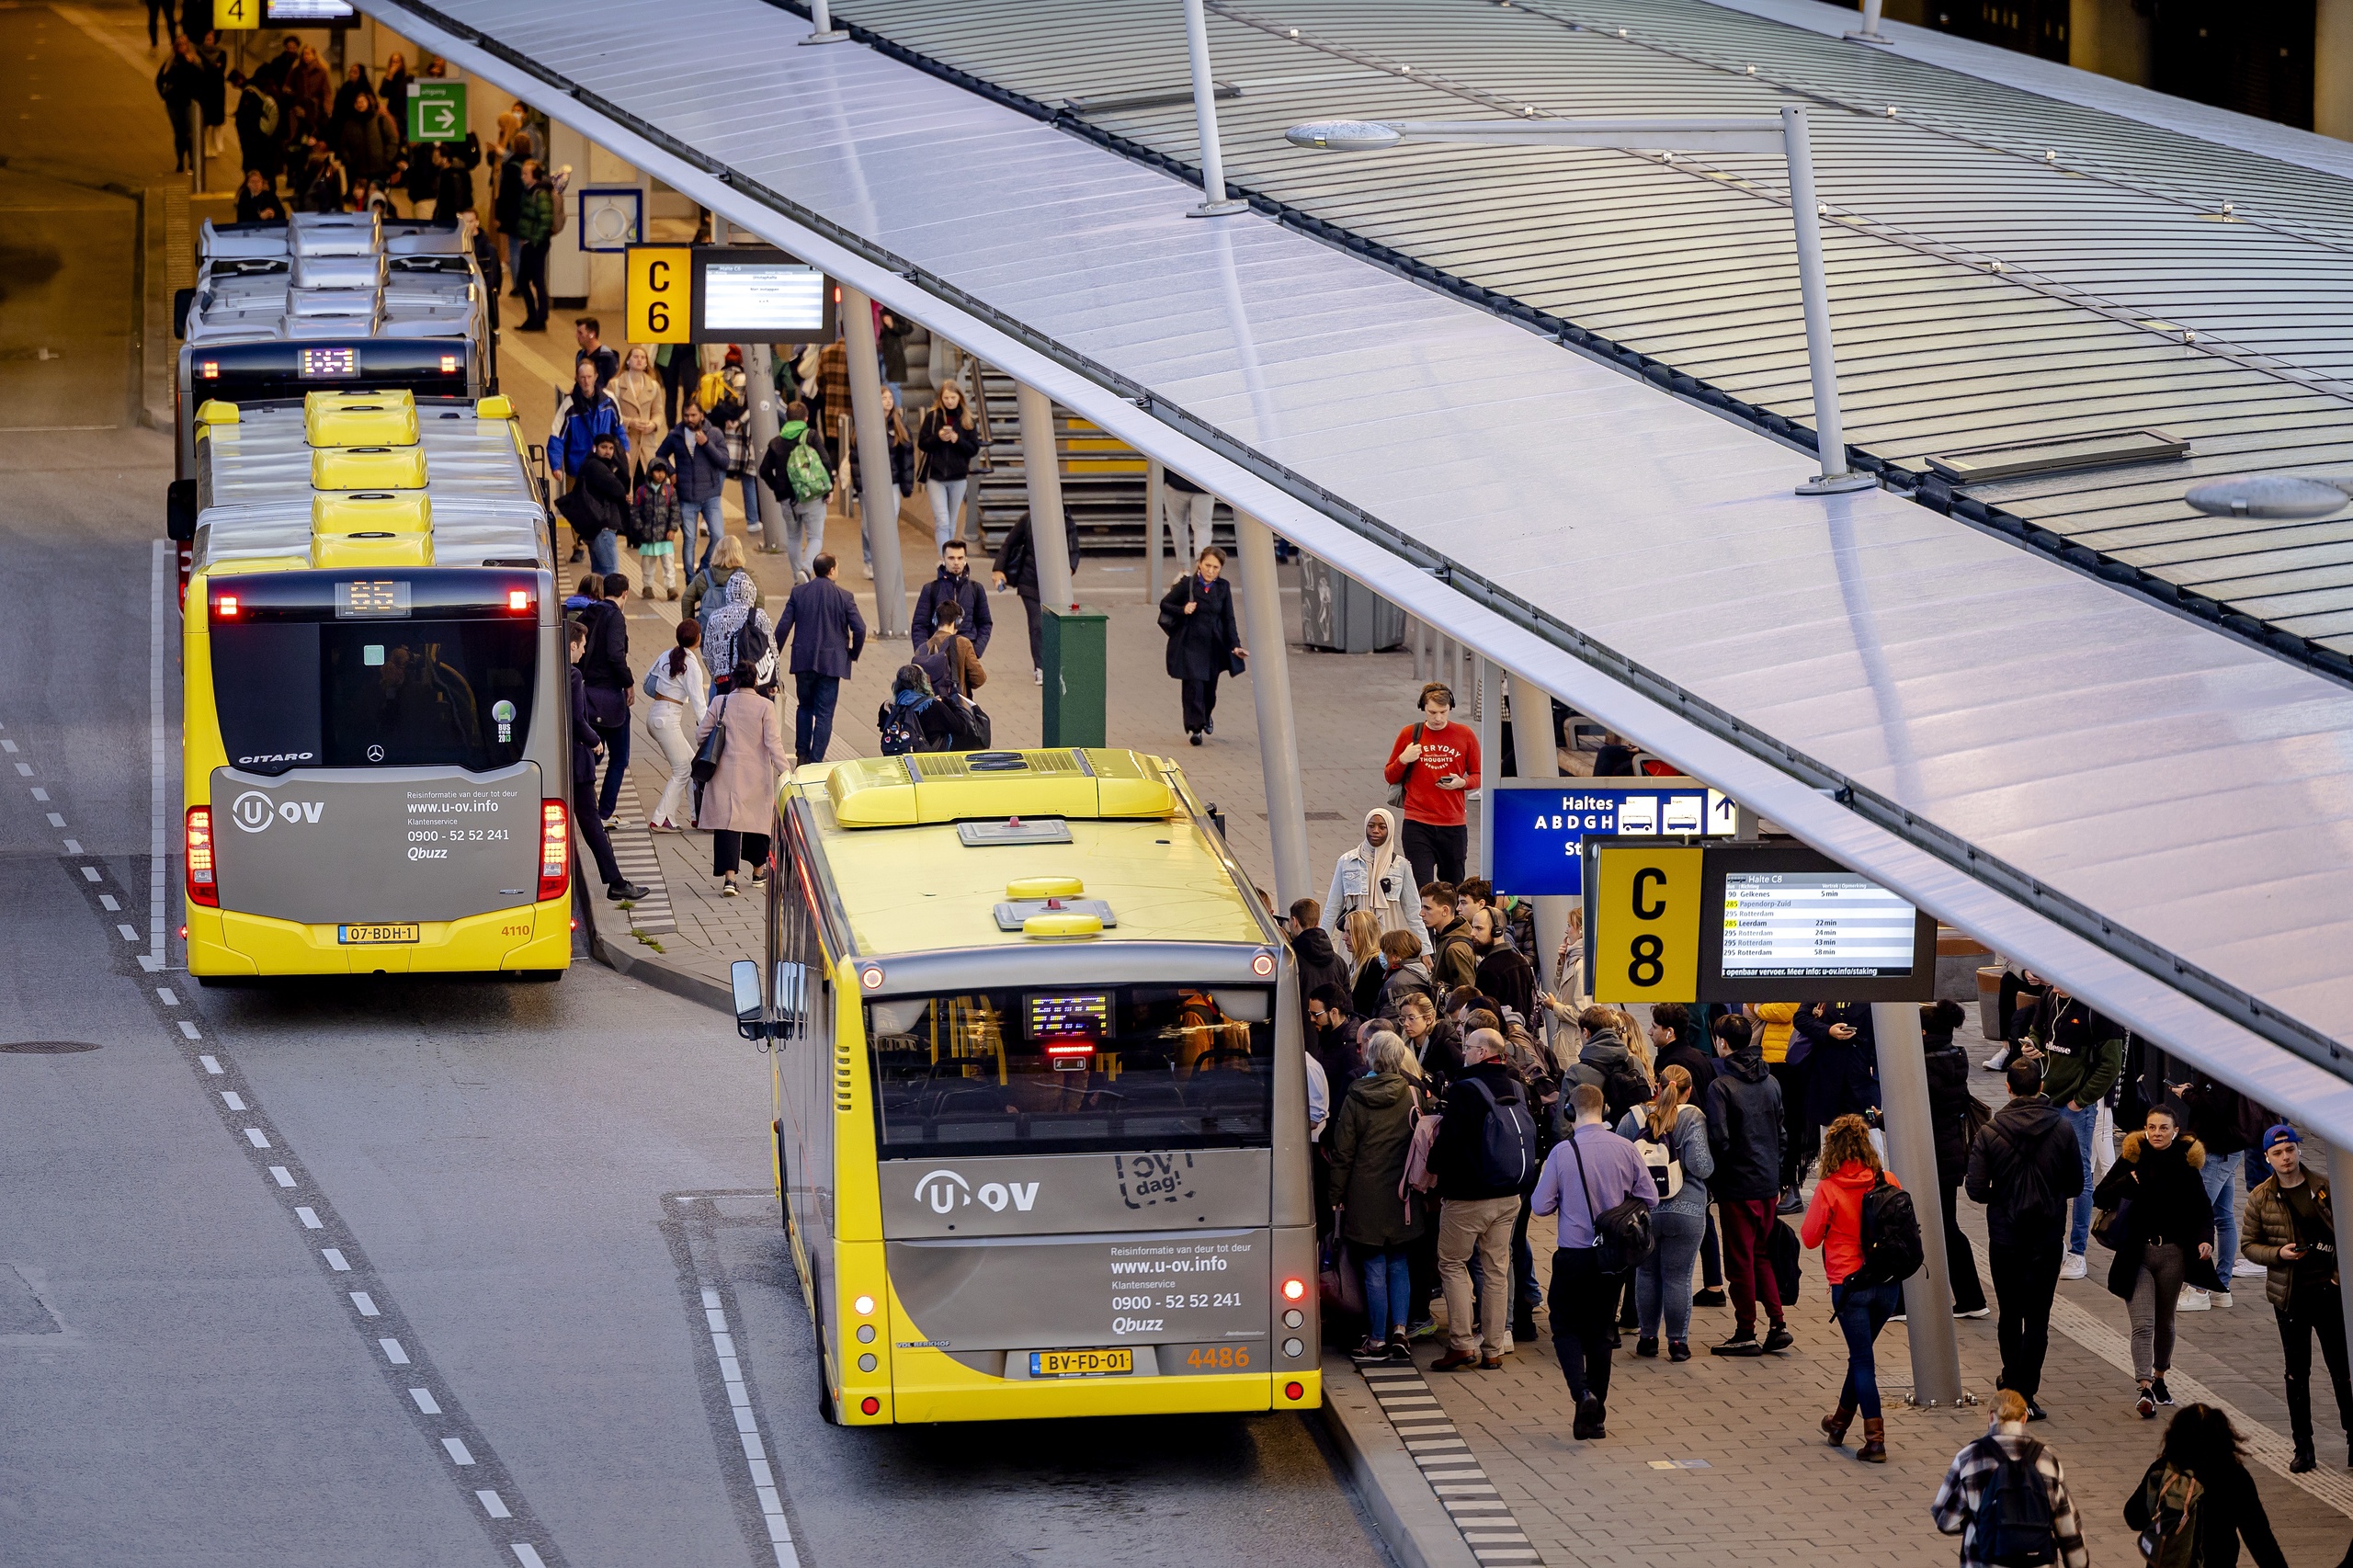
[[2091, 1103, 2218, 1419]]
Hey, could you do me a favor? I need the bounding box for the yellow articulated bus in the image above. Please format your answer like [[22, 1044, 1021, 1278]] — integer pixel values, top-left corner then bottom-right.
[[731, 747, 1321, 1425], [178, 388, 572, 982]]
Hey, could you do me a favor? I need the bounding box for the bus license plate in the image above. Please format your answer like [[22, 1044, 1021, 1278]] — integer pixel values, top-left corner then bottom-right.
[[338, 924, 420, 945], [1029, 1348, 1132, 1378]]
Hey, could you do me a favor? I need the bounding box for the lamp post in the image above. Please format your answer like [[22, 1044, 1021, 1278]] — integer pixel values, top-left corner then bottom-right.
[[1285, 110, 1875, 496], [1183, 0, 1247, 216], [802, 0, 847, 43]]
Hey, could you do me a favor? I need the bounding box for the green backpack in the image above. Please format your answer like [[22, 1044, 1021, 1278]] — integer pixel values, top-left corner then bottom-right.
[[2135, 1464, 2204, 1568], [784, 433, 831, 503]]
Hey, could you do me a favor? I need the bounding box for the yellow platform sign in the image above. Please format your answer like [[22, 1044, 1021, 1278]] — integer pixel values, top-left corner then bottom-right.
[[1589, 844, 1702, 1004], [626, 245, 693, 344]]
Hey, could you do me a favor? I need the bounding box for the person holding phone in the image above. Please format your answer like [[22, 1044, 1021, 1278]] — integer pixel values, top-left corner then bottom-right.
[[1383, 683, 1482, 887], [2241, 1123, 2353, 1472]]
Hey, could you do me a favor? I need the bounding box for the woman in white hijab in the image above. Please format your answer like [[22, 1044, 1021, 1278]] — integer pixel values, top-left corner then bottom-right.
[[1322, 806, 1430, 950]]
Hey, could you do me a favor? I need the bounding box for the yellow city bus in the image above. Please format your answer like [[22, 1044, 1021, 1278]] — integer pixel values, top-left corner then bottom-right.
[[179, 388, 572, 982], [733, 748, 1321, 1425]]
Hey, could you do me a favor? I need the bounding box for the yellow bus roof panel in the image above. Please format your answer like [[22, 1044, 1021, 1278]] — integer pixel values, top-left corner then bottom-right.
[[303, 391, 418, 448], [312, 491, 430, 534], [311, 444, 428, 490], [824, 748, 1176, 827]]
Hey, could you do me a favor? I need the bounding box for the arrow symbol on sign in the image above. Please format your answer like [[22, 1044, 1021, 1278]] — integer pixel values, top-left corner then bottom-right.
[[422, 104, 457, 135]]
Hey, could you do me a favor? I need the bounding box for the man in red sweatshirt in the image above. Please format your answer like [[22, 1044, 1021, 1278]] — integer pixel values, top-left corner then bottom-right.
[[1382, 682, 1482, 887]]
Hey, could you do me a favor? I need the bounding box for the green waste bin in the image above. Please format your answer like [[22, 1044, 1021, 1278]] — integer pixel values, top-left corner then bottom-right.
[[1041, 607, 1107, 748]]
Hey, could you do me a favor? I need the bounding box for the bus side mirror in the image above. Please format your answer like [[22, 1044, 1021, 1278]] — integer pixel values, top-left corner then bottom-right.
[[166, 480, 199, 542], [732, 959, 766, 1040], [173, 288, 194, 340]]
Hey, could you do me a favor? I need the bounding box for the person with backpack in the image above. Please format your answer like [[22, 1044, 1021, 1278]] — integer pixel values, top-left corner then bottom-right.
[[1157, 546, 1245, 747], [686, 532, 749, 632], [1704, 1015, 1794, 1358], [692, 661, 792, 898], [1381, 683, 1482, 888], [700, 571, 775, 697], [1924, 999, 1994, 1320], [1531, 1081, 1656, 1437], [877, 665, 959, 756], [2124, 1404, 2288, 1568], [1805, 1112, 1916, 1461], [1568, 1005, 1654, 1124], [1968, 1057, 2084, 1422], [756, 400, 833, 579], [2093, 1103, 2221, 1420], [1614, 1063, 1713, 1361], [1325, 1031, 1431, 1363], [1929, 1388, 2090, 1568], [2019, 983, 2127, 1281], [1321, 810, 1430, 950], [770, 552, 865, 766], [914, 599, 987, 704], [2241, 1121, 2353, 1473], [1427, 1030, 1537, 1373]]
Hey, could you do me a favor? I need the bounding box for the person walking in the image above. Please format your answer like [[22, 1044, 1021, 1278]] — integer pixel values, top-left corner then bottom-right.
[[657, 400, 732, 577], [2242, 1122, 2353, 1472], [1804, 1113, 1904, 1462], [693, 662, 792, 898], [1325, 1031, 1431, 1362], [701, 571, 776, 697], [1162, 468, 1217, 562], [629, 460, 684, 601], [157, 37, 203, 175], [335, 90, 397, 192], [756, 401, 832, 578], [559, 432, 630, 576], [1427, 1030, 1535, 1373], [910, 540, 992, 654], [231, 70, 281, 185], [2021, 982, 2126, 1281], [565, 622, 646, 903], [643, 619, 707, 833], [989, 507, 1075, 686], [2093, 1103, 2220, 1419], [1968, 1058, 2083, 1422], [772, 553, 867, 765], [611, 346, 665, 470], [913, 600, 986, 710], [2176, 1068, 2257, 1310], [1156, 546, 1244, 747], [1928, 1389, 2091, 1568], [877, 665, 960, 755], [1322, 808, 1430, 949], [915, 382, 982, 550], [1617, 1063, 1713, 1361], [513, 160, 553, 332], [576, 570, 635, 825], [195, 29, 227, 162], [1531, 1082, 1656, 1438], [2130, 1406, 2290, 1568], [1703, 1016, 1793, 1357], [1924, 998, 1993, 1320], [1381, 683, 1481, 889], [687, 533, 750, 637]]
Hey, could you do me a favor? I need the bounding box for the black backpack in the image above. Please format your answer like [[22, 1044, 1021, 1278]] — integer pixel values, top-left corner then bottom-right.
[[1852, 1172, 1926, 1286], [878, 700, 924, 756], [1971, 1437, 2058, 1567], [1458, 1077, 1539, 1191], [730, 615, 772, 679]]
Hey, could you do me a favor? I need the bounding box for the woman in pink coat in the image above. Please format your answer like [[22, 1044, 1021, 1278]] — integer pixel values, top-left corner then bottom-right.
[[693, 659, 793, 896]]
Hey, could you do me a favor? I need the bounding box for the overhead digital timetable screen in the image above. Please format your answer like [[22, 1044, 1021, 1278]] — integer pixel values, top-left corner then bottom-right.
[[1695, 844, 1938, 1003], [691, 247, 834, 341]]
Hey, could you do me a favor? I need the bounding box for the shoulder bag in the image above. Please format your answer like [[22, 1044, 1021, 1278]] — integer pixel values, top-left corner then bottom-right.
[[1570, 1131, 1656, 1274], [1385, 723, 1425, 808], [690, 694, 729, 785]]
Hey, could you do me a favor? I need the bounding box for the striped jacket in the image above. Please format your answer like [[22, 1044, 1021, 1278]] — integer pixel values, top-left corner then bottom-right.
[[1929, 1426, 2089, 1568]]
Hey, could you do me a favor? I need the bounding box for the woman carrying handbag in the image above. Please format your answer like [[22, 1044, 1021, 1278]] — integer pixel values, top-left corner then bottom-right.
[[691, 660, 792, 898], [1155, 545, 1245, 747]]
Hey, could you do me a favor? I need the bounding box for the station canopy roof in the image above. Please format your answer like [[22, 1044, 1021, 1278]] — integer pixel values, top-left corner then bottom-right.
[[369, 0, 2353, 1136]]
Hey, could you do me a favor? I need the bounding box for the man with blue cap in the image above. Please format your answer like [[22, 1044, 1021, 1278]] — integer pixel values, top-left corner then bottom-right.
[[2241, 1122, 2353, 1472]]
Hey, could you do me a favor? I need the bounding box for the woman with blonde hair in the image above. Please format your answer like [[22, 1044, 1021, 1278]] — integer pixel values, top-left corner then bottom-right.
[[1345, 909, 1387, 1017], [1931, 1389, 2090, 1568], [611, 345, 665, 466], [1326, 1029, 1431, 1362], [1616, 1063, 1714, 1360], [1803, 1113, 1903, 1462]]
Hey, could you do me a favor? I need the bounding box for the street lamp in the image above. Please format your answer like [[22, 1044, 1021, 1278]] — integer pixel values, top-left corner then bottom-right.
[[1285, 108, 1876, 496], [2187, 473, 2353, 519], [1183, 0, 1247, 216]]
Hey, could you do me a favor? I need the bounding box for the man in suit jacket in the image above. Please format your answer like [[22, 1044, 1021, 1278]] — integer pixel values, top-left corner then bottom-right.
[[772, 552, 868, 765]]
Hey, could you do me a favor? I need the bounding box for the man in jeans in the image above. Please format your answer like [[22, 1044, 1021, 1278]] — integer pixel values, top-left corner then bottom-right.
[[771, 552, 866, 765], [1967, 1058, 2083, 1419], [1703, 1017, 1793, 1358], [1428, 1031, 1532, 1372], [2019, 985, 2123, 1280], [1531, 1083, 1656, 1439], [655, 400, 733, 578]]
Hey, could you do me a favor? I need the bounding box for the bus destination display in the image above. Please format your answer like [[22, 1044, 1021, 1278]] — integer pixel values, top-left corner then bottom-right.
[[334, 580, 411, 619], [1720, 870, 1919, 979], [1029, 993, 1109, 1044], [298, 346, 360, 379]]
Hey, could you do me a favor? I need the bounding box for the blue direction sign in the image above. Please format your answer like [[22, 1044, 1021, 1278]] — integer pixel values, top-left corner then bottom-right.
[[1488, 778, 1736, 897]]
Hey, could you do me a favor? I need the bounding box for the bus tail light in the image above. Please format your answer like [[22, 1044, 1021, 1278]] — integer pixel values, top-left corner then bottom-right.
[[1284, 1381, 1304, 1402], [214, 594, 239, 619], [538, 801, 570, 902], [507, 588, 530, 612], [1280, 1277, 1306, 1302], [859, 1396, 880, 1416], [186, 807, 218, 906]]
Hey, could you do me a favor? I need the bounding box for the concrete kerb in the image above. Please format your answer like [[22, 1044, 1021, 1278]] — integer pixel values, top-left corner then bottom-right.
[[572, 870, 733, 1015], [1317, 1354, 1482, 1568]]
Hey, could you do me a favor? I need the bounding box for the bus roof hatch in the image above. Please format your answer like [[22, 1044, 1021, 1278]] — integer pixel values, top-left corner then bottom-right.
[[825, 748, 1176, 827]]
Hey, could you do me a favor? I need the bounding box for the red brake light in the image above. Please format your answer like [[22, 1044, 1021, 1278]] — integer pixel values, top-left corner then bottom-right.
[[440, 354, 460, 373], [859, 1396, 880, 1416], [507, 589, 530, 612], [1284, 1381, 1304, 1402], [200, 360, 219, 379], [186, 807, 218, 906], [538, 800, 570, 902], [214, 595, 239, 619], [1281, 1278, 1306, 1302]]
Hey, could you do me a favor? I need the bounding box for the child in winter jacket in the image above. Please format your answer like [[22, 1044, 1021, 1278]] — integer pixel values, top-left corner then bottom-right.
[[630, 460, 684, 600]]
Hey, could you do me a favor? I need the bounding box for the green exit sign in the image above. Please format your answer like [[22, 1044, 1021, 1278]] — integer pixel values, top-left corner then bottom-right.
[[406, 81, 467, 143]]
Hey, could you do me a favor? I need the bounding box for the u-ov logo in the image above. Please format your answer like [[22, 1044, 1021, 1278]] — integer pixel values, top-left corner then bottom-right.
[[230, 790, 324, 833], [913, 1169, 1040, 1215]]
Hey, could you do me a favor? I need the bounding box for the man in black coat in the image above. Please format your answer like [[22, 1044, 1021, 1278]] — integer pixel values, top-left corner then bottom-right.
[[576, 570, 634, 825], [991, 506, 1078, 682], [1966, 1056, 2084, 1418], [1287, 898, 1351, 1016], [1702, 1017, 1790, 1357], [1156, 546, 1244, 746], [1922, 999, 1991, 1316], [566, 621, 642, 902], [910, 540, 992, 653]]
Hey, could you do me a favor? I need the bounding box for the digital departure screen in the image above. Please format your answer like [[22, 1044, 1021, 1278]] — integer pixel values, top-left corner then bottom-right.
[[1719, 871, 1919, 979], [701, 264, 826, 334], [300, 346, 361, 380], [334, 580, 412, 619], [1029, 993, 1109, 1045]]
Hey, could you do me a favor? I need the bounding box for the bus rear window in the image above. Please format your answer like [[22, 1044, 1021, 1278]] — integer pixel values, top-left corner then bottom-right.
[[212, 619, 535, 774], [868, 986, 1275, 1157]]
